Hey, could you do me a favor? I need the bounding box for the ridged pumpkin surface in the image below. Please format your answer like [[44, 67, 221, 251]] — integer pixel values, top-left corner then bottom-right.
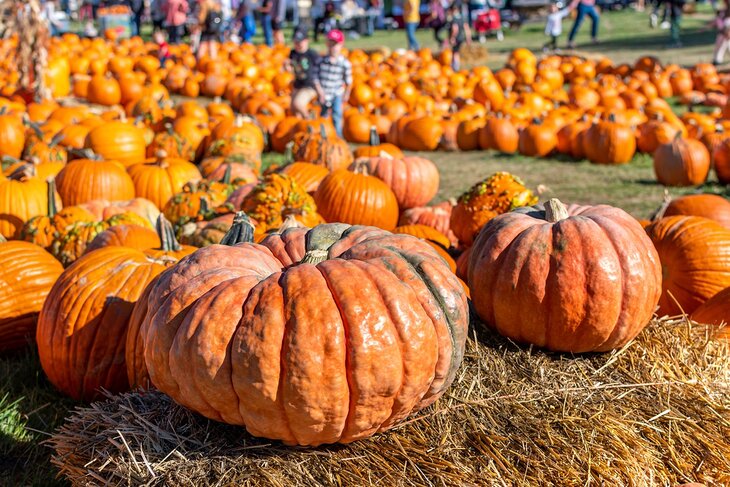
[[56, 158, 135, 206], [138, 224, 468, 446], [663, 194, 730, 229], [127, 157, 202, 210], [358, 156, 439, 210], [85, 224, 161, 254], [36, 246, 175, 401], [646, 216, 730, 315], [279, 162, 330, 193], [0, 241, 63, 352], [469, 200, 662, 352]]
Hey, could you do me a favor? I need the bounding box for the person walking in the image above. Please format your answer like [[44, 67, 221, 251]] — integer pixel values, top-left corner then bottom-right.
[[260, 0, 274, 46], [151, 0, 166, 31], [271, 0, 287, 44], [426, 0, 447, 45], [668, 0, 685, 47], [128, 0, 145, 36], [286, 29, 320, 117], [403, 0, 420, 50], [543, 2, 570, 51], [713, 7, 730, 64], [445, 1, 471, 70], [199, 0, 223, 58], [566, 0, 599, 49], [162, 0, 189, 44], [315, 29, 352, 137], [236, 0, 256, 43]]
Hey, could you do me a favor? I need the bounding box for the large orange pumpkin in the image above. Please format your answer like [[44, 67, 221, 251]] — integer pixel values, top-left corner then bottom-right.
[[315, 166, 399, 231], [662, 194, 730, 229], [136, 220, 468, 445], [469, 199, 662, 352], [84, 122, 147, 167], [36, 245, 180, 401], [646, 216, 730, 316], [0, 241, 64, 352], [0, 168, 58, 239], [56, 156, 136, 206], [127, 154, 202, 209]]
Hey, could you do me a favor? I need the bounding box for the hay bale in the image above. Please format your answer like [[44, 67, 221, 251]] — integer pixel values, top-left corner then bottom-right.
[[49, 318, 730, 486], [460, 45, 488, 67]]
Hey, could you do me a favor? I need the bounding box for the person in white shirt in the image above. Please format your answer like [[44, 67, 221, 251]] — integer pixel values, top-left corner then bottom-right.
[[544, 3, 571, 52]]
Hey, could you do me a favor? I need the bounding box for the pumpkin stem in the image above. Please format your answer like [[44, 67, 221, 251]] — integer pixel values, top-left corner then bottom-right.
[[49, 131, 65, 148], [300, 223, 350, 265], [369, 126, 380, 146], [47, 177, 57, 218], [26, 120, 44, 140], [165, 123, 174, 135], [544, 198, 569, 223], [319, 123, 328, 139], [70, 147, 101, 160], [284, 142, 294, 165], [221, 163, 232, 185], [0, 233, 6, 243], [156, 214, 183, 252], [651, 189, 672, 221], [220, 211, 255, 246], [278, 214, 304, 232], [352, 159, 371, 176]]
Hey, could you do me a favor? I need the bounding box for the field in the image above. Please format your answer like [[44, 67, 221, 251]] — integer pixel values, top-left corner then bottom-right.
[[1, 5, 727, 486]]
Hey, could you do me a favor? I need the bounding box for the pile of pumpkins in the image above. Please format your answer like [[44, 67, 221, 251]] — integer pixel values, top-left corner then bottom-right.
[[1, 35, 729, 187], [1, 41, 730, 448]]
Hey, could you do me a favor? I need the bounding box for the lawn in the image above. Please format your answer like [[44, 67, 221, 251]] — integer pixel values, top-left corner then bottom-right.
[[2, 6, 726, 486]]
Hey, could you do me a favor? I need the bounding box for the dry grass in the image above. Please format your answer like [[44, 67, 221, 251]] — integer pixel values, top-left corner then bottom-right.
[[49, 317, 730, 486]]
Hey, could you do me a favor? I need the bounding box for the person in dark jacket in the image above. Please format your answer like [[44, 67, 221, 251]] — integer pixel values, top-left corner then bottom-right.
[[128, 0, 145, 36]]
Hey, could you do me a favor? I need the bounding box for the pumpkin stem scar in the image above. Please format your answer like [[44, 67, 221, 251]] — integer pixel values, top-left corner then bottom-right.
[[545, 198, 569, 223], [301, 249, 328, 264]]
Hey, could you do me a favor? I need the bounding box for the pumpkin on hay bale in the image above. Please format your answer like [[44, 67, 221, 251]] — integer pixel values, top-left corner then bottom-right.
[[49, 318, 730, 486]]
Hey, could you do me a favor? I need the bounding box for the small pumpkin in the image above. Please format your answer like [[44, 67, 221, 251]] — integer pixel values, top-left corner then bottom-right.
[[127, 152, 202, 210], [352, 127, 404, 159], [314, 164, 399, 231], [0, 241, 64, 352], [654, 134, 710, 187], [291, 124, 354, 171]]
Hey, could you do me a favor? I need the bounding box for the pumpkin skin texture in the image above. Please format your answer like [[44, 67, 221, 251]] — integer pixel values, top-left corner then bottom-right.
[[356, 156, 439, 210], [653, 136, 710, 187], [315, 168, 399, 231], [36, 246, 176, 401], [127, 157, 202, 210], [663, 194, 730, 229], [85, 224, 161, 254], [646, 216, 730, 316], [0, 241, 63, 352], [56, 158, 136, 206], [0, 175, 57, 239], [279, 162, 329, 193], [469, 199, 662, 353], [399, 201, 458, 246], [139, 223, 468, 445], [84, 122, 146, 168], [450, 172, 537, 247], [712, 138, 730, 184]]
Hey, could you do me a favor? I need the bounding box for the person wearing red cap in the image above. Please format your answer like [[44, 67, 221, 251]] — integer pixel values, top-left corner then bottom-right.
[[314, 29, 352, 138]]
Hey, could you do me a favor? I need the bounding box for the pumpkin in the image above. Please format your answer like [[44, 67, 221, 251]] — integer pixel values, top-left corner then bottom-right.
[[127, 153, 202, 209], [584, 115, 636, 165], [355, 155, 439, 210], [399, 201, 458, 246], [0, 241, 64, 352], [480, 115, 519, 153], [162, 178, 234, 225], [352, 127, 404, 159], [279, 162, 329, 193], [51, 212, 153, 267], [241, 173, 323, 235], [56, 155, 136, 206], [654, 134, 710, 187], [393, 224, 451, 249], [637, 114, 681, 154], [178, 212, 236, 247], [87, 74, 122, 106], [712, 138, 730, 185], [36, 245, 179, 401], [0, 167, 58, 239], [78, 198, 160, 226], [661, 194, 730, 229], [469, 199, 662, 352], [146, 125, 196, 161], [85, 224, 161, 253], [136, 218, 468, 445], [691, 286, 730, 336], [19, 179, 94, 249], [556, 118, 590, 159], [518, 120, 557, 158], [315, 166, 399, 231], [646, 216, 730, 316], [450, 172, 538, 246], [400, 117, 444, 152], [0, 114, 26, 159], [291, 125, 353, 171], [84, 122, 147, 167]]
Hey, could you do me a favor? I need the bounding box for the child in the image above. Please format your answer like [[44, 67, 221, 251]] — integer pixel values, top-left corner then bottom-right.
[[544, 2, 571, 52], [154, 30, 171, 64], [713, 8, 730, 65], [315, 29, 352, 138], [446, 2, 471, 72]]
